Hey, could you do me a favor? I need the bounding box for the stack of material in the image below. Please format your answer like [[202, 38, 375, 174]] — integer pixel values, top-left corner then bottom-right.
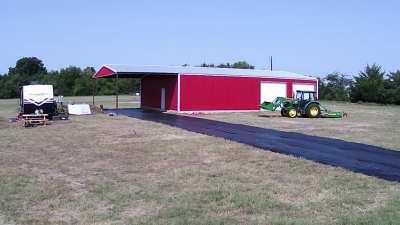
[[67, 104, 91, 115]]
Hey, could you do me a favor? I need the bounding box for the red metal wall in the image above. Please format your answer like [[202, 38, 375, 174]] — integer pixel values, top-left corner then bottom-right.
[[180, 74, 317, 111], [140, 75, 178, 110], [180, 75, 259, 111]]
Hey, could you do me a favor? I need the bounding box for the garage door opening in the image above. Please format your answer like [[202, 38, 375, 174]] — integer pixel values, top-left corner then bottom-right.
[[260, 82, 287, 103], [292, 83, 316, 97]]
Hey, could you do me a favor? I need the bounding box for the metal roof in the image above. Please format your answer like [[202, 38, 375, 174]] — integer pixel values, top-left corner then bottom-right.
[[95, 64, 316, 80]]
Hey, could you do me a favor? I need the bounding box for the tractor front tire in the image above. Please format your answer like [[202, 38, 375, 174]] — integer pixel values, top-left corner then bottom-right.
[[306, 104, 321, 118], [287, 108, 297, 118]]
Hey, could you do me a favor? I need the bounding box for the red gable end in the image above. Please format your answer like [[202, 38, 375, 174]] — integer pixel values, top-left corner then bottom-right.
[[93, 66, 116, 78]]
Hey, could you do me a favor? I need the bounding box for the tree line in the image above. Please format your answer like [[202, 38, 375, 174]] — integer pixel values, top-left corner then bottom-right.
[[0, 57, 139, 99], [200, 61, 400, 105], [0, 57, 399, 105], [319, 64, 400, 104], [198, 61, 255, 69], [0, 58, 255, 99]]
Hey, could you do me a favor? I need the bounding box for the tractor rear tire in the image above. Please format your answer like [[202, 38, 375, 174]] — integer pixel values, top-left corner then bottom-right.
[[281, 110, 286, 117], [306, 104, 321, 118]]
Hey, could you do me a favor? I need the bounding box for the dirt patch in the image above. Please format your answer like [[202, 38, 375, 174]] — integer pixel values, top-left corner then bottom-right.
[[121, 200, 162, 218], [0, 118, 12, 129]]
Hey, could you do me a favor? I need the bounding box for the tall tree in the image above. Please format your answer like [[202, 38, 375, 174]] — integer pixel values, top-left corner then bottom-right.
[[384, 70, 400, 104], [350, 64, 386, 103], [319, 72, 352, 101], [8, 57, 47, 77], [73, 67, 95, 96], [386, 70, 400, 88], [5, 57, 47, 97], [55, 66, 82, 96]]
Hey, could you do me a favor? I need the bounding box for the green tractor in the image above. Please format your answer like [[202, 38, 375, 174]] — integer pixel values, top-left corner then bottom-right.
[[260, 90, 343, 118]]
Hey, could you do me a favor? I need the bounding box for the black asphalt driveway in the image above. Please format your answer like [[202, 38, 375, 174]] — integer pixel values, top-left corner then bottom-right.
[[108, 108, 400, 182]]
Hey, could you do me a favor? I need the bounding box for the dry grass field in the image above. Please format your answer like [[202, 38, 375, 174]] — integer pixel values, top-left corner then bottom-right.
[[195, 101, 400, 151], [0, 96, 399, 225]]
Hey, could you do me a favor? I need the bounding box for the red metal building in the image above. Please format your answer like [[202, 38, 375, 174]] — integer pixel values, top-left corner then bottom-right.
[[93, 65, 318, 112]]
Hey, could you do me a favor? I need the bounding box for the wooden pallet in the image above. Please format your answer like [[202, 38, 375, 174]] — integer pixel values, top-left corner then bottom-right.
[[22, 114, 48, 127]]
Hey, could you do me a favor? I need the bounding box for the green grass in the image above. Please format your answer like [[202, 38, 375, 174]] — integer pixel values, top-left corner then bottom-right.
[[0, 173, 71, 225], [0, 98, 20, 118], [337, 197, 400, 225]]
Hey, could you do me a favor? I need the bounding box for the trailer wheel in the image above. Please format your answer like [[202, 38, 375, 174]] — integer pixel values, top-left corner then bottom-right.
[[287, 108, 297, 118], [307, 104, 321, 118]]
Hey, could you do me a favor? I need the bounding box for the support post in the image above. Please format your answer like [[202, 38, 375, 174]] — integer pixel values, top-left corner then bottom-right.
[[92, 79, 96, 106], [115, 74, 119, 109]]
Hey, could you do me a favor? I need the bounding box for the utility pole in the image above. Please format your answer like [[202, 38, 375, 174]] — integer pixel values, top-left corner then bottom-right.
[[269, 56, 273, 71]]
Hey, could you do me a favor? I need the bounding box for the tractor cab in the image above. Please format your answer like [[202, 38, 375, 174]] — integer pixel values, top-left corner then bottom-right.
[[295, 90, 317, 101], [293, 91, 320, 118], [295, 91, 317, 110]]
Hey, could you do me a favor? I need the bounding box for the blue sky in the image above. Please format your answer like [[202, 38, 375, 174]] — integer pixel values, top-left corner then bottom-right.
[[1, 0, 399, 76]]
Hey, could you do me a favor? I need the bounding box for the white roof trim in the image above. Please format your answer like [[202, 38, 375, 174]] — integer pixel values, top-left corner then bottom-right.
[[97, 64, 316, 80]]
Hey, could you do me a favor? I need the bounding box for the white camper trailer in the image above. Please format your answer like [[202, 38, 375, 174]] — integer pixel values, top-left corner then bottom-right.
[[20, 85, 56, 118]]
